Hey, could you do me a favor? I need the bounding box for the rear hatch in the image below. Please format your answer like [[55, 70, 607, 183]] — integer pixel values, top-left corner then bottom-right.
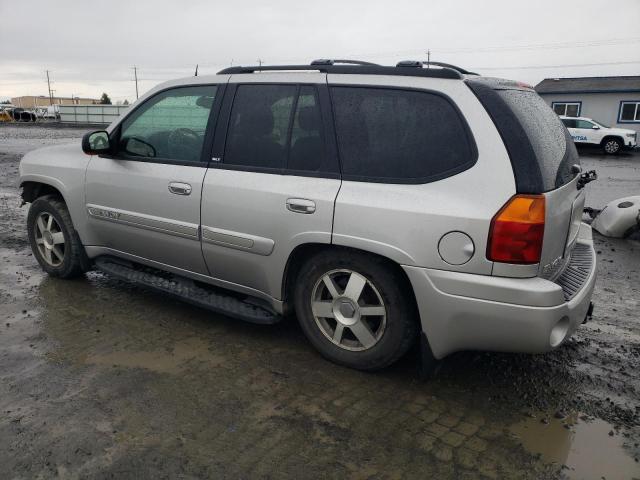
[[466, 77, 583, 279]]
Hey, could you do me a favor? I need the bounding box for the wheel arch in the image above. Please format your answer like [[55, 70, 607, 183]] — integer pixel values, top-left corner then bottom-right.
[[20, 179, 68, 205], [600, 135, 624, 146], [281, 243, 420, 317]]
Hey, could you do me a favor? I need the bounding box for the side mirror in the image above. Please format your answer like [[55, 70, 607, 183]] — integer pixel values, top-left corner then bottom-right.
[[82, 130, 111, 154], [592, 125, 600, 130]]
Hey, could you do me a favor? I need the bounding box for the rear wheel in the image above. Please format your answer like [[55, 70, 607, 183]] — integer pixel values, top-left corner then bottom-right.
[[602, 137, 622, 155], [294, 250, 418, 371], [27, 195, 88, 278]]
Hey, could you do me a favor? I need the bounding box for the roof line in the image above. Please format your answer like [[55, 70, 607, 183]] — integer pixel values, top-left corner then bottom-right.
[[538, 75, 640, 81], [536, 89, 640, 94]]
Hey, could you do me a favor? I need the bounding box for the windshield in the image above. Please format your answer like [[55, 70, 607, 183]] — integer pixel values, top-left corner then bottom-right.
[[591, 119, 610, 128]]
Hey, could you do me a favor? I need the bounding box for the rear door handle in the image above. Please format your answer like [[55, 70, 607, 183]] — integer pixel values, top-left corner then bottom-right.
[[286, 198, 316, 214], [168, 182, 192, 196]]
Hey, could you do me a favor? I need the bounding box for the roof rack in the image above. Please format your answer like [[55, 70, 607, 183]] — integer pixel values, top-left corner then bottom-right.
[[217, 61, 463, 79], [310, 59, 380, 66], [396, 60, 478, 76]]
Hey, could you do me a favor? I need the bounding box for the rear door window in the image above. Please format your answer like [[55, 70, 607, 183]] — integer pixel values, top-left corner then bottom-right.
[[222, 84, 336, 175], [224, 84, 297, 169], [330, 87, 476, 183], [289, 86, 327, 172], [575, 120, 594, 129]]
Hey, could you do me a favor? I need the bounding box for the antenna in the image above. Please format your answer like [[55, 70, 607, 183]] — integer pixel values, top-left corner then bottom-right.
[[194, 64, 199, 77]]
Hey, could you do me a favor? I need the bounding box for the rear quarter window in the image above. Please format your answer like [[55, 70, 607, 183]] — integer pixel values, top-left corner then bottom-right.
[[330, 87, 477, 183], [498, 89, 575, 189], [466, 78, 579, 193]]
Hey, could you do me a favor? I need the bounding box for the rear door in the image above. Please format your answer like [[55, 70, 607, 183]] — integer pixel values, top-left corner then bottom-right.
[[85, 84, 223, 274], [199, 75, 341, 299]]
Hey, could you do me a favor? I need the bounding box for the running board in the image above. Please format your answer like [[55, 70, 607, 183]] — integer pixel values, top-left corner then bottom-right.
[[94, 257, 281, 325]]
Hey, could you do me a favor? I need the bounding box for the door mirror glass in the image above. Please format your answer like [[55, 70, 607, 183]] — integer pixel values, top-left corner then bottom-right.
[[82, 130, 111, 154], [124, 137, 157, 157]]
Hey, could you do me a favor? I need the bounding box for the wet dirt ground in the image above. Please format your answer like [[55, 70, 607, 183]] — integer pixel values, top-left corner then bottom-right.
[[1, 124, 639, 479]]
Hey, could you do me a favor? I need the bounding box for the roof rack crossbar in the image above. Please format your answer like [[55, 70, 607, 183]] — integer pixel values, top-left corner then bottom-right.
[[311, 59, 380, 66], [396, 60, 478, 76]]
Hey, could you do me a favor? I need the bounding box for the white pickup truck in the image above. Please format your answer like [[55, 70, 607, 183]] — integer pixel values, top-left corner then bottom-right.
[[560, 116, 637, 154]]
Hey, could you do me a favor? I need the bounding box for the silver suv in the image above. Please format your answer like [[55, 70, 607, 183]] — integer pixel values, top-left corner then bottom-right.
[[19, 60, 597, 371]]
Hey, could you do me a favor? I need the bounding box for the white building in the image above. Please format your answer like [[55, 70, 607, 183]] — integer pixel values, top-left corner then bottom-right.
[[535, 76, 640, 135]]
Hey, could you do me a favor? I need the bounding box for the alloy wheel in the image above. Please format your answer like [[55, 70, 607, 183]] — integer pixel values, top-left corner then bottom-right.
[[34, 212, 65, 266], [604, 140, 620, 154], [310, 269, 387, 351]]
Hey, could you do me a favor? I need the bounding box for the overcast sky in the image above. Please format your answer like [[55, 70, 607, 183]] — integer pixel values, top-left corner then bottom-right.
[[1, 0, 638, 103]]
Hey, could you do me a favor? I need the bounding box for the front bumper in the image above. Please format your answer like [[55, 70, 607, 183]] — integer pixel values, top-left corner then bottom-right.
[[403, 223, 597, 359]]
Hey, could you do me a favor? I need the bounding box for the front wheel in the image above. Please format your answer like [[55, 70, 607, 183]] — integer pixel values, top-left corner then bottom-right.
[[294, 250, 418, 371], [602, 138, 622, 155], [27, 195, 88, 278]]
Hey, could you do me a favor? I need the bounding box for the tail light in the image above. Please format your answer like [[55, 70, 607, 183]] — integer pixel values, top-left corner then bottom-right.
[[487, 195, 545, 264]]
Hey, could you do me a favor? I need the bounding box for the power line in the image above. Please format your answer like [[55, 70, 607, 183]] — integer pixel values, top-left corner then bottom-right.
[[472, 60, 640, 71], [343, 37, 640, 59]]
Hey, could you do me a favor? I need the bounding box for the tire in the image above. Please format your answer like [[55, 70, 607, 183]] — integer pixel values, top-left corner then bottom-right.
[[602, 137, 622, 155], [294, 249, 419, 371], [27, 195, 89, 278]]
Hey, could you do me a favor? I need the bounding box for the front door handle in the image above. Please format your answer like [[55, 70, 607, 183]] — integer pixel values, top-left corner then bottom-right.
[[286, 198, 316, 214], [168, 182, 192, 196]]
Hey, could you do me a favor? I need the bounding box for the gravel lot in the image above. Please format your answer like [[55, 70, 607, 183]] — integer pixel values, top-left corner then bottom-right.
[[1, 123, 639, 479]]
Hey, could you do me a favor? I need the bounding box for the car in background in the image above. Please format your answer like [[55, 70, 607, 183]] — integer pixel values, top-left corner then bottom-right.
[[560, 116, 637, 154]]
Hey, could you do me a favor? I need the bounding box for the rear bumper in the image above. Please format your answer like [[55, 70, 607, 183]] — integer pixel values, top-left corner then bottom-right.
[[403, 223, 597, 359]]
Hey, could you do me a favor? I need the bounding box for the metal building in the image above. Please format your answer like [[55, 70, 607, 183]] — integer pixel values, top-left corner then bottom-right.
[[535, 76, 640, 135], [59, 105, 129, 125]]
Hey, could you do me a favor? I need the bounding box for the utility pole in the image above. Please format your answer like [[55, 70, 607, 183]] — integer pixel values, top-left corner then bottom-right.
[[426, 49, 431, 67], [257, 59, 263, 68], [46, 70, 53, 105], [132, 66, 139, 99]]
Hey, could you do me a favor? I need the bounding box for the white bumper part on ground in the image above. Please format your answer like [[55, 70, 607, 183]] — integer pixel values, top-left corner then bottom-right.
[[404, 223, 597, 359]]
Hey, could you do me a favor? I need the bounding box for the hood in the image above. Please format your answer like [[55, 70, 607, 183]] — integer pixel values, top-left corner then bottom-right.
[[19, 141, 89, 187], [605, 126, 637, 135]]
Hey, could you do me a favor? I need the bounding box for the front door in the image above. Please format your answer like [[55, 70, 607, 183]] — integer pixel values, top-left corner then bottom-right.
[[200, 79, 341, 299], [85, 84, 222, 274]]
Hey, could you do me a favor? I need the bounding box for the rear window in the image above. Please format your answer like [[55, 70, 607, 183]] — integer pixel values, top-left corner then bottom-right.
[[466, 79, 579, 193], [330, 87, 476, 183]]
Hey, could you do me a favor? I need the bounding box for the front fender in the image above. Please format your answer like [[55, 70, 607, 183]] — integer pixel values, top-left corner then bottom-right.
[[19, 143, 90, 242]]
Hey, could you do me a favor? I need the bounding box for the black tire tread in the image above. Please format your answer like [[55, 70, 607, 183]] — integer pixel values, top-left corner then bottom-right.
[[294, 249, 419, 371], [27, 194, 89, 278]]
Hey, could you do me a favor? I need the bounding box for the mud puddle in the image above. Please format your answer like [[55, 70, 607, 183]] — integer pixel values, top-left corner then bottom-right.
[[511, 413, 639, 480], [85, 336, 225, 373]]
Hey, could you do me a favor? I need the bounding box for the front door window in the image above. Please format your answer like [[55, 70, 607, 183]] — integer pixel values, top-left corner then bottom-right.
[[119, 85, 218, 163]]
